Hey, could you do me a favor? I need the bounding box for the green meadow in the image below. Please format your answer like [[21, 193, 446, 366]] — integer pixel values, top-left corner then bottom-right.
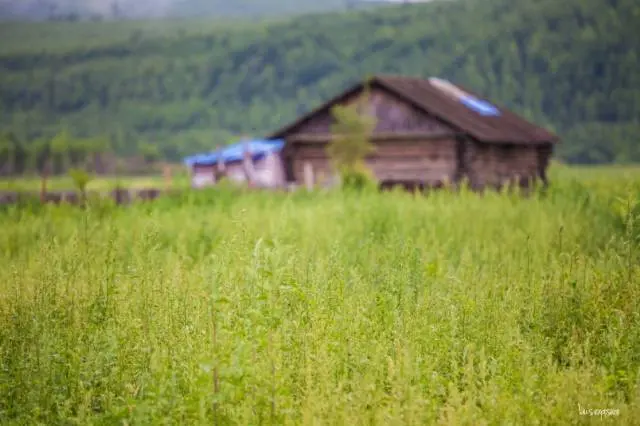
[[0, 173, 191, 193], [1, 166, 639, 424]]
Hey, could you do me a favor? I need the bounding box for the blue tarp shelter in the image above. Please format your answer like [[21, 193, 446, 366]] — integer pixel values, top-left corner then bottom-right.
[[184, 139, 285, 167]]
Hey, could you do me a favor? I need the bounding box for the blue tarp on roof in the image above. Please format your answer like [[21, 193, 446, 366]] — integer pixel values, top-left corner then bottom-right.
[[184, 139, 285, 167], [460, 96, 501, 116], [429, 77, 501, 117]]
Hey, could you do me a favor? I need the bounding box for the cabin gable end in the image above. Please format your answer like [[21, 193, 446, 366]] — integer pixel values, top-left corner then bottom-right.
[[285, 86, 456, 138]]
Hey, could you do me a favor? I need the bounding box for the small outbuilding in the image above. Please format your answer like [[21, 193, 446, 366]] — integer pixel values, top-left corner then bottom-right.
[[267, 75, 560, 191], [184, 139, 286, 189]]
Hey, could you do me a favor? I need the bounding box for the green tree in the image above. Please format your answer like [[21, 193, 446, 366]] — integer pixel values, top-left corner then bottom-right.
[[68, 167, 93, 205], [0, 133, 29, 175], [327, 87, 377, 189], [50, 130, 71, 174], [0, 137, 13, 175], [140, 142, 161, 166]]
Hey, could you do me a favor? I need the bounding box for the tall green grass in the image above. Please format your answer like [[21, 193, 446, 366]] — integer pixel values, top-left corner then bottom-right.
[[1, 167, 639, 424], [0, 173, 191, 193]]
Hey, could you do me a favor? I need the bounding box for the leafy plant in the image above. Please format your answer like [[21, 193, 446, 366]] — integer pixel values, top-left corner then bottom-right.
[[68, 167, 93, 203], [327, 86, 377, 190], [338, 163, 376, 192]]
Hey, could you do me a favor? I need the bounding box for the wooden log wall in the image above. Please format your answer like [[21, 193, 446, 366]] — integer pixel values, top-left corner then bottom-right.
[[368, 138, 457, 184], [536, 143, 554, 187], [293, 87, 453, 136], [288, 137, 552, 191], [288, 137, 458, 186], [463, 141, 542, 189]]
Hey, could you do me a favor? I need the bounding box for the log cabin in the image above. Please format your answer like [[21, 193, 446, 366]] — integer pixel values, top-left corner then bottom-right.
[[267, 75, 559, 191]]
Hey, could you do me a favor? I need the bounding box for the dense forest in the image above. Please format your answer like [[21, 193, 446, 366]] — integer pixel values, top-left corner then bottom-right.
[[0, 0, 639, 173]]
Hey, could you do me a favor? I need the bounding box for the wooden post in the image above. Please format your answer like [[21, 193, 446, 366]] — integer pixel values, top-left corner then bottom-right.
[[262, 152, 274, 189], [216, 144, 226, 182], [163, 164, 172, 192], [303, 161, 314, 191], [187, 164, 194, 188], [242, 143, 256, 188], [268, 152, 286, 189], [40, 159, 51, 203]]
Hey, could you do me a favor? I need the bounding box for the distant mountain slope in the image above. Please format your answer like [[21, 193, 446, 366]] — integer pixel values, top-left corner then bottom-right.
[[0, 0, 357, 20], [166, 0, 438, 19], [167, 0, 347, 19], [0, 0, 638, 164]]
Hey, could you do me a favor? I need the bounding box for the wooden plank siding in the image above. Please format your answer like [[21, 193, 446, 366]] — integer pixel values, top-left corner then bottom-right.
[[292, 87, 454, 136], [288, 138, 458, 186], [463, 141, 544, 189], [368, 138, 457, 184]]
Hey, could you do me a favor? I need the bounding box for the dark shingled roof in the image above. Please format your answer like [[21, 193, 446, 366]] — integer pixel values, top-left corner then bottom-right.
[[268, 75, 559, 145]]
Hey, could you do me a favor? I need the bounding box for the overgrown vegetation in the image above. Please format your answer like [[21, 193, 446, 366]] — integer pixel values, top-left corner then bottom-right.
[[0, 0, 638, 165], [0, 166, 639, 423]]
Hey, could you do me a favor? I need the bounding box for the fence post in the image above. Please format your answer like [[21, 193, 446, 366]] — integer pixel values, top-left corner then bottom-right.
[[163, 164, 172, 192], [303, 161, 314, 191], [216, 144, 226, 183], [242, 144, 256, 188], [40, 159, 51, 204]]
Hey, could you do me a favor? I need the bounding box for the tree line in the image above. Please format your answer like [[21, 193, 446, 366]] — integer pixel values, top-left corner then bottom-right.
[[0, 0, 638, 172], [0, 131, 163, 176]]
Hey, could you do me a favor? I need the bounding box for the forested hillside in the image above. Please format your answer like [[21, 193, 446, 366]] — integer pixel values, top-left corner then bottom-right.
[[0, 0, 352, 20], [0, 0, 638, 170]]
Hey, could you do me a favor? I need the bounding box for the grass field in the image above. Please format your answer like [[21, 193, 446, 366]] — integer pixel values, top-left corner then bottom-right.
[[1, 165, 639, 424]]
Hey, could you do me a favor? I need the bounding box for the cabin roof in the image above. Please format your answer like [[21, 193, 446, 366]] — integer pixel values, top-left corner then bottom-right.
[[267, 75, 559, 145]]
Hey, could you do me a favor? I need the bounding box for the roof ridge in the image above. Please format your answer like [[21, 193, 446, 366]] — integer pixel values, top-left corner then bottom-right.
[[375, 73, 429, 81]]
